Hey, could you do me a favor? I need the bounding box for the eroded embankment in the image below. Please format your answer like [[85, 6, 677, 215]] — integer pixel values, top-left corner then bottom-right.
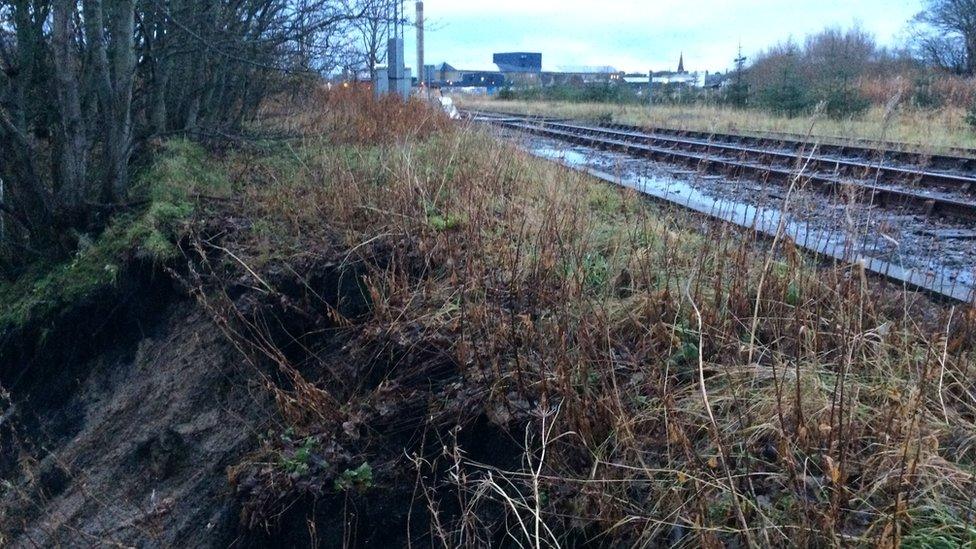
[[3, 90, 976, 548], [0, 95, 527, 547], [0, 228, 530, 547], [0, 280, 262, 546]]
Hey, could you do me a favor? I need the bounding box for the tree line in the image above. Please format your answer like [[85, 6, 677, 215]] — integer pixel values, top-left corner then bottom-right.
[[912, 0, 976, 76], [741, 27, 911, 118], [0, 0, 399, 274], [734, 1, 976, 116], [496, 1, 976, 122]]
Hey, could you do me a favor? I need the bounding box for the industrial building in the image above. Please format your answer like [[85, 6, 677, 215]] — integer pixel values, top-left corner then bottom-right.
[[427, 53, 618, 90], [433, 63, 461, 85], [460, 72, 507, 87], [542, 66, 621, 86], [493, 52, 543, 73], [425, 52, 722, 95]]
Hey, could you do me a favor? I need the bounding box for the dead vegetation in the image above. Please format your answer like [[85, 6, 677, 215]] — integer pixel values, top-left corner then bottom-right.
[[2, 87, 975, 547], [180, 88, 976, 546]]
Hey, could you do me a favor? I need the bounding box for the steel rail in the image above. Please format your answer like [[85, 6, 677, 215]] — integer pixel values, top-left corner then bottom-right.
[[463, 109, 976, 172], [471, 116, 975, 304], [548, 160, 975, 304], [541, 121, 976, 194], [489, 118, 976, 221]]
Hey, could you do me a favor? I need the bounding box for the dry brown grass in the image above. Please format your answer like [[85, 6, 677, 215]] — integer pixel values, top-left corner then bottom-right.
[[257, 84, 452, 145], [456, 96, 976, 153], [859, 74, 976, 109], [183, 90, 976, 547]]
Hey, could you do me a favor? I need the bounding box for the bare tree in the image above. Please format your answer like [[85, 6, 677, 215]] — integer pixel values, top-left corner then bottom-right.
[[352, 0, 396, 80], [0, 0, 371, 269], [804, 25, 877, 82], [913, 0, 976, 75], [747, 26, 882, 118]]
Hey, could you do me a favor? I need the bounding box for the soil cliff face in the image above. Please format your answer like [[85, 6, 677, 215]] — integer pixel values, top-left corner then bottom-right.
[[0, 277, 275, 546], [0, 254, 508, 548]]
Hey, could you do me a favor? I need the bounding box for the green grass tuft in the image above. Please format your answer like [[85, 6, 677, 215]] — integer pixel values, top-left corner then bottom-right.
[[0, 139, 227, 335]]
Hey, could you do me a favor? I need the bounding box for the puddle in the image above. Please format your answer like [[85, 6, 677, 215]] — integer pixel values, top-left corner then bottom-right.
[[530, 141, 975, 301]]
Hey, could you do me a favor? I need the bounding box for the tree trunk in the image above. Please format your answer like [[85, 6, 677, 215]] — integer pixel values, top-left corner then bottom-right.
[[967, 35, 976, 76], [0, 110, 53, 240], [51, 0, 89, 218], [150, 60, 171, 135], [107, 0, 137, 198], [83, 0, 137, 201]]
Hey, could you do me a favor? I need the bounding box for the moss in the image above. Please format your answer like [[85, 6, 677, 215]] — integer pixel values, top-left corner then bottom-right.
[[0, 139, 228, 336], [136, 139, 230, 200]]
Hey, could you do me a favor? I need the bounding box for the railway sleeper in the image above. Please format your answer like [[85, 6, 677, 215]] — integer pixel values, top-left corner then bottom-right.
[[497, 120, 976, 222], [546, 122, 976, 194]]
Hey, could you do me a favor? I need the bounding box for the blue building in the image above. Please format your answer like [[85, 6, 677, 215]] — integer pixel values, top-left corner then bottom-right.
[[493, 52, 542, 73]]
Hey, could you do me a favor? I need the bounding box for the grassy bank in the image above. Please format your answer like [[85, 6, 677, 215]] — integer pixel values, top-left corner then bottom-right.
[[4, 88, 974, 546], [203, 89, 975, 546], [0, 140, 228, 337], [456, 96, 976, 152]]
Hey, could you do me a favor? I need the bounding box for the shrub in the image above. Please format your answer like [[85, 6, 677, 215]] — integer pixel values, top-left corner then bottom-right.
[[818, 84, 871, 119], [497, 88, 516, 100], [757, 78, 814, 117], [334, 463, 373, 493], [911, 76, 945, 109], [725, 80, 750, 108], [966, 101, 976, 132]]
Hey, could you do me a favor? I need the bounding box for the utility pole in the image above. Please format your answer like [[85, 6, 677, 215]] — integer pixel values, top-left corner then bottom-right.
[[416, 1, 425, 89], [648, 70, 653, 107], [379, 0, 410, 99], [730, 41, 749, 108]]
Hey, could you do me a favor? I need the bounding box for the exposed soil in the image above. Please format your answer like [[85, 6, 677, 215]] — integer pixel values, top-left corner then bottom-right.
[[0, 273, 276, 546], [0, 238, 526, 547]]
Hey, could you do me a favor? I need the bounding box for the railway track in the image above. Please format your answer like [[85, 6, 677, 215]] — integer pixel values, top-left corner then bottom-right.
[[469, 112, 976, 221], [468, 111, 976, 304], [465, 109, 976, 170]]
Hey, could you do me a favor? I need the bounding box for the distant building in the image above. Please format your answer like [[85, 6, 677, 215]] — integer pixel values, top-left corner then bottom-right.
[[422, 64, 437, 85], [651, 55, 708, 87], [436, 52, 720, 94], [704, 72, 728, 89], [542, 66, 622, 86], [493, 52, 543, 73], [434, 62, 461, 85], [460, 71, 506, 88], [652, 71, 700, 86], [555, 65, 619, 75], [623, 73, 651, 87]]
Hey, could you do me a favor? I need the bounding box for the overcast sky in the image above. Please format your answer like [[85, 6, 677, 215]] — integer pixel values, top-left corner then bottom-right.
[[412, 0, 924, 73]]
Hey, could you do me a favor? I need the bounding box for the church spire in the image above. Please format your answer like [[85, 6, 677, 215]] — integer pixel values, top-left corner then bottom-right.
[[678, 52, 685, 73]]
